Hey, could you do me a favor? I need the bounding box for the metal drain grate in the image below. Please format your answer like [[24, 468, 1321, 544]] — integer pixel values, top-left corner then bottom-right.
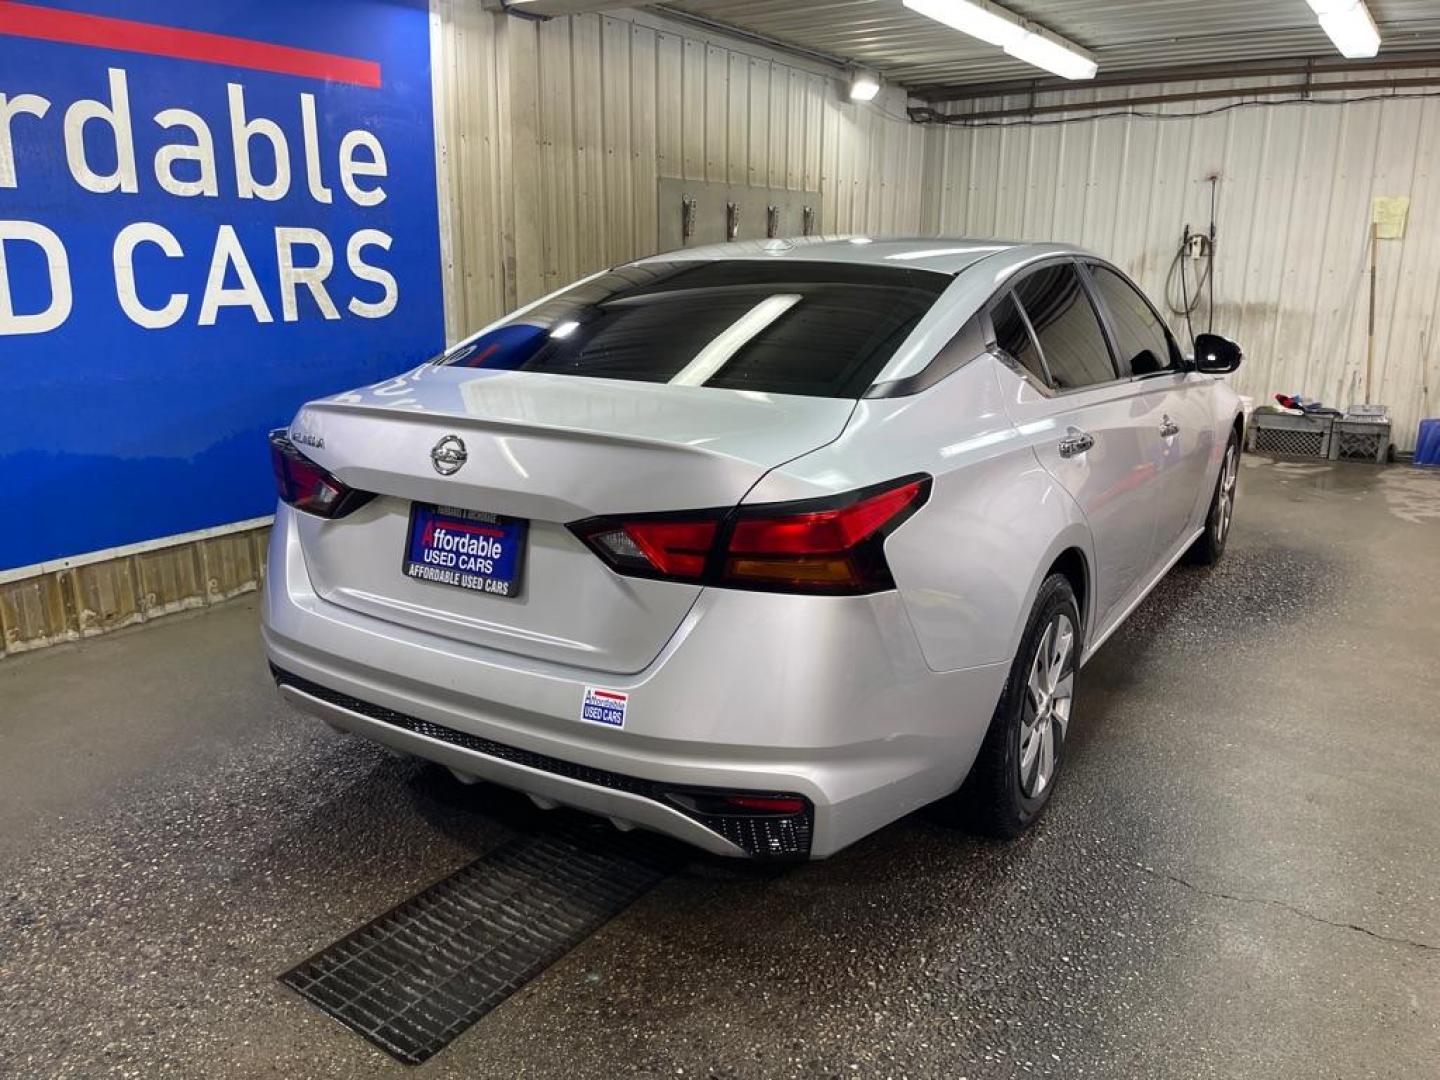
[[280, 827, 677, 1064]]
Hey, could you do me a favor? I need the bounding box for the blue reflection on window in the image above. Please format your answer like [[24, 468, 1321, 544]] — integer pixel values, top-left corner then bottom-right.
[[446, 323, 550, 370]]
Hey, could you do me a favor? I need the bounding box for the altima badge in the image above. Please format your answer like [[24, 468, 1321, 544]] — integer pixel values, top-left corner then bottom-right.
[[430, 435, 468, 476]]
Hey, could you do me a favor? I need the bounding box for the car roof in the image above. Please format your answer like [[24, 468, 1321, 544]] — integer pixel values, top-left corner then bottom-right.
[[631, 236, 1094, 278]]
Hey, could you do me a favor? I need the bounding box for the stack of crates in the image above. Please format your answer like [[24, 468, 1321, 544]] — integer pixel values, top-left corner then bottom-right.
[[1247, 405, 1393, 464]]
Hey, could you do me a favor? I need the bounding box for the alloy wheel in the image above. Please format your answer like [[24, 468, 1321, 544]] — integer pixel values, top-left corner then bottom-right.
[[1215, 443, 1238, 544], [1019, 612, 1074, 798]]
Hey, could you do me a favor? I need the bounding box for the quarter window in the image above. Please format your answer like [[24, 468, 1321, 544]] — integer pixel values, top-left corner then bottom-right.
[[1012, 264, 1118, 391], [1088, 265, 1179, 376], [990, 292, 1047, 384]]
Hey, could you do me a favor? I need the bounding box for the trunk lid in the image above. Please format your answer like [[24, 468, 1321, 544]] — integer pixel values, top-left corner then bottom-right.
[[286, 367, 855, 674]]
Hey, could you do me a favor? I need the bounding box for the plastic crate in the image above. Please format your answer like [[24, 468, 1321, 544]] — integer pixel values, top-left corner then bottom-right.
[[1329, 418, 1390, 463], [1247, 412, 1333, 458]]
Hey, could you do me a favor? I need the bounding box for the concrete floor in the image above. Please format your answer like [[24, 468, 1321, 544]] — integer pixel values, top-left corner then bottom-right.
[[2, 457, 1438, 1079]]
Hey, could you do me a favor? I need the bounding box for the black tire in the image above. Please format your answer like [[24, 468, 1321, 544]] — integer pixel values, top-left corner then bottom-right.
[[1187, 429, 1240, 566], [954, 573, 1081, 839]]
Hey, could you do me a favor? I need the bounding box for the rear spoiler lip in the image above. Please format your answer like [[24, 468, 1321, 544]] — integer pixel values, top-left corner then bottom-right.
[[301, 396, 729, 457], [300, 378, 859, 460], [286, 392, 860, 524]]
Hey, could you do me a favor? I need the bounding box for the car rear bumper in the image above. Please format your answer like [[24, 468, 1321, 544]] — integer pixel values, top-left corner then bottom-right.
[[261, 504, 1008, 858], [270, 667, 815, 857]]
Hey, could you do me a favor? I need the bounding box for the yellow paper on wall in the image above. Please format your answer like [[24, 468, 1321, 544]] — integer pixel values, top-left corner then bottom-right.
[[1372, 196, 1410, 239]]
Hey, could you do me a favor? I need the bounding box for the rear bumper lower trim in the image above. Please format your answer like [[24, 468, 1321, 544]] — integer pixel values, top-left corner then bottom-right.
[[272, 665, 813, 858]]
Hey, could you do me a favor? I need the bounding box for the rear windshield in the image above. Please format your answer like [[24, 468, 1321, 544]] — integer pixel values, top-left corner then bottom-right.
[[438, 260, 950, 398]]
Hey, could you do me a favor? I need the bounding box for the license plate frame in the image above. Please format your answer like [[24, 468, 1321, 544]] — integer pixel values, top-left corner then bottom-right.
[[402, 503, 529, 600]]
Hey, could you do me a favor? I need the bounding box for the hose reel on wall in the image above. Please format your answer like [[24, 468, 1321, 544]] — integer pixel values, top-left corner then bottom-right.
[[1166, 173, 1219, 352]]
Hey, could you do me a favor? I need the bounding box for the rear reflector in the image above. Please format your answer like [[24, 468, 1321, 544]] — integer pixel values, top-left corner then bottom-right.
[[569, 474, 930, 595], [722, 795, 808, 814], [661, 789, 814, 855], [269, 430, 373, 519]]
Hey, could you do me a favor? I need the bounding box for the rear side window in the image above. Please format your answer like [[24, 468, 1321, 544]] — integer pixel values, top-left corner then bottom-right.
[[1088, 265, 1179, 376], [1012, 263, 1118, 391], [440, 261, 950, 399], [990, 292, 1047, 384]]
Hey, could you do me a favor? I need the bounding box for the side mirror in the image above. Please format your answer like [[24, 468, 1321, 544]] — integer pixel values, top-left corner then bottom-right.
[[1193, 333, 1242, 374]]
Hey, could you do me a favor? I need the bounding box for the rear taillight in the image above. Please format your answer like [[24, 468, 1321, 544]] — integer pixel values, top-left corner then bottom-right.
[[583, 518, 720, 580], [569, 474, 930, 595], [268, 430, 373, 519]]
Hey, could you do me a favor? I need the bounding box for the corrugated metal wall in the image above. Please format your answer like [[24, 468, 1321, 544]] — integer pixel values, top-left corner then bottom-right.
[[433, 13, 1440, 449], [924, 76, 1440, 451], [432, 2, 928, 340]]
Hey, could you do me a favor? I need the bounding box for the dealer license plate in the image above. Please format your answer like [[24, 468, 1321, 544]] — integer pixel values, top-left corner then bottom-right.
[[402, 504, 527, 598]]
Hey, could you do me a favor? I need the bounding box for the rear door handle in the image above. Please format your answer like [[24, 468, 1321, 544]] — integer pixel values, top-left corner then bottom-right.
[[1058, 430, 1094, 458], [1160, 414, 1180, 438]]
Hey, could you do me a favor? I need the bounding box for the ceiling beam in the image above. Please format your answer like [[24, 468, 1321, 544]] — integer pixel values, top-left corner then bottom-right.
[[485, 0, 642, 16], [910, 49, 1440, 102], [648, 4, 854, 72], [911, 73, 1440, 123]]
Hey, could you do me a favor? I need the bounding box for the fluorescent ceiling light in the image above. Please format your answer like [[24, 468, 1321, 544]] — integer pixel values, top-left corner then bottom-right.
[[903, 0, 1097, 80], [904, 0, 1021, 48], [1306, 0, 1381, 58], [1007, 29, 1099, 80], [849, 70, 881, 101]]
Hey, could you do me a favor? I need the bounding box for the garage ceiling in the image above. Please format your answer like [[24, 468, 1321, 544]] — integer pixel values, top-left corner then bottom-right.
[[653, 1, 1440, 95]]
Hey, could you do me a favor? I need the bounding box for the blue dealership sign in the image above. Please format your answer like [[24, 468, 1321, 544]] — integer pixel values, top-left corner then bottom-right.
[[0, 0, 445, 570]]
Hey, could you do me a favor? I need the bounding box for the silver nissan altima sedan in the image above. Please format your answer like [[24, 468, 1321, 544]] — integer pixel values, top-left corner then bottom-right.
[[262, 237, 1244, 859]]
